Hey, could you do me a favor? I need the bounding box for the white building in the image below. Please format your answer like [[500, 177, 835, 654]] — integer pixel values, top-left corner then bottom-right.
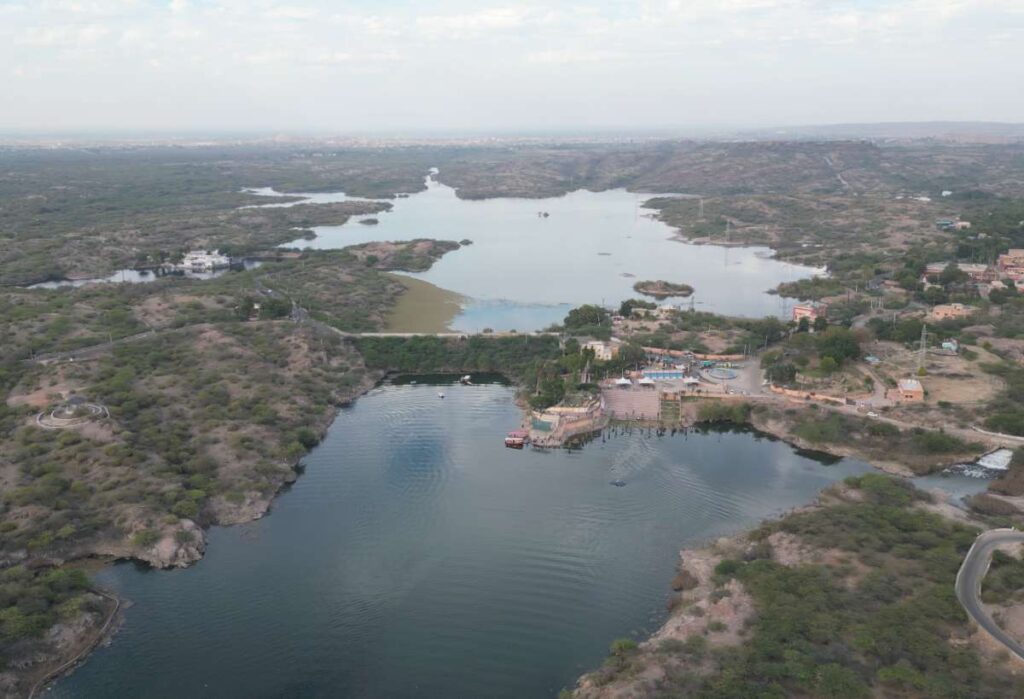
[[179, 250, 230, 271]]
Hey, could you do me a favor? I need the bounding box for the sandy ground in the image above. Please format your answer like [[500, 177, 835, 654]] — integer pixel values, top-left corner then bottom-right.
[[868, 340, 1005, 406], [384, 274, 464, 332]]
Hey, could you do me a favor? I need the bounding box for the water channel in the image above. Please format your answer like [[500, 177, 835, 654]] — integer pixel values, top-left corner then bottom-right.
[[52, 379, 981, 698]]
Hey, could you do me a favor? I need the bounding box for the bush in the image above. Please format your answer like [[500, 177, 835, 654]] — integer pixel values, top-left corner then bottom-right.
[[132, 529, 160, 548], [714, 559, 743, 577], [609, 638, 638, 656], [294, 428, 320, 450], [697, 402, 751, 424]]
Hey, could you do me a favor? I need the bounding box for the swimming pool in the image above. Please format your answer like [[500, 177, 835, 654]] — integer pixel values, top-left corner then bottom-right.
[[642, 370, 685, 380]]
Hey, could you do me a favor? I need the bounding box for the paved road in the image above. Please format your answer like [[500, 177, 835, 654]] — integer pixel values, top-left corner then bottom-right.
[[955, 528, 1024, 661]]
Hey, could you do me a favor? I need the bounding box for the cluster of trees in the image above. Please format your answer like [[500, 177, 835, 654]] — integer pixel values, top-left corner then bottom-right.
[[981, 361, 1024, 436], [696, 402, 752, 424], [562, 304, 612, 340], [355, 335, 562, 384], [0, 566, 95, 669], [788, 411, 974, 470], [761, 326, 861, 383], [981, 549, 1024, 605], [617, 298, 656, 317], [604, 475, 1024, 697], [236, 295, 292, 320]]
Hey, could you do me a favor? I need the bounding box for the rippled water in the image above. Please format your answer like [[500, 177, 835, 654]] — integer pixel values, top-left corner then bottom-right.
[[273, 177, 821, 330], [53, 381, 927, 698]]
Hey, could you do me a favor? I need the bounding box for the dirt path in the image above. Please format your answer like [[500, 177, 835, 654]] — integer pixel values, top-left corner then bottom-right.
[[27, 588, 121, 699]]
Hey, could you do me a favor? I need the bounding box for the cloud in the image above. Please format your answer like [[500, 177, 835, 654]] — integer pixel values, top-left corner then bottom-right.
[[526, 49, 620, 64], [416, 6, 530, 37], [1, 0, 1022, 131], [17, 23, 110, 47], [263, 4, 317, 20]]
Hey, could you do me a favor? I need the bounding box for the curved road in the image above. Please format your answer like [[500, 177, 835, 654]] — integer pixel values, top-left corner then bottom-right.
[[955, 528, 1024, 661]]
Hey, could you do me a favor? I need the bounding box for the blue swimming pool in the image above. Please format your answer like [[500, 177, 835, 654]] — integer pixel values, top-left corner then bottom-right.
[[642, 370, 684, 380]]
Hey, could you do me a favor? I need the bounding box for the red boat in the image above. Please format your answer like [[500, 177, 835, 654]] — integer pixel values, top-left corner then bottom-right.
[[504, 430, 529, 449]]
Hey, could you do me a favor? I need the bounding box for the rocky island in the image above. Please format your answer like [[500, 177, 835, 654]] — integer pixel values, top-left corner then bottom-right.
[[632, 280, 695, 298]]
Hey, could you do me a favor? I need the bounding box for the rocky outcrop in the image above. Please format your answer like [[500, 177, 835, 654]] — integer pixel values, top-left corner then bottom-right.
[[134, 520, 206, 569], [207, 492, 275, 526]]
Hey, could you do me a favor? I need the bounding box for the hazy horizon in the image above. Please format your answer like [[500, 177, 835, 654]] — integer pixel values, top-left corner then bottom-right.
[[3, 0, 1023, 133]]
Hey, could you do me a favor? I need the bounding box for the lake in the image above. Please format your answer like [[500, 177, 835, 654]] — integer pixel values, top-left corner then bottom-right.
[[52, 380, 978, 699], [270, 178, 823, 331]]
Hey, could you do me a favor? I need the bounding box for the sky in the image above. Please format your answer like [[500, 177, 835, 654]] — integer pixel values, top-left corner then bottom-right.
[[1, 0, 1022, 134]]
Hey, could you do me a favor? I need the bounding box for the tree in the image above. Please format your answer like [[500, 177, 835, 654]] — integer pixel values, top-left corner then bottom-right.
[[767, 362, 797, 384], [817, 327, 860, 364], [616, 343, 647, 368], [939, 263, 969, 286], [797, 316, 810, 333], [564, 304, 609, 329], [815, 663, 869, 699], [920, 286, 949, 305], [618, 298, 656, 317], [894, 268, 921, 291], [813, 315, 828, 333]]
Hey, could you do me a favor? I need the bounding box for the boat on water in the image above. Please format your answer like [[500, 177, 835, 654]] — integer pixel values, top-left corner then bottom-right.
[[459, 375, 473, 385], [504, 429, 529, 449], [438, 391, 445, 399]]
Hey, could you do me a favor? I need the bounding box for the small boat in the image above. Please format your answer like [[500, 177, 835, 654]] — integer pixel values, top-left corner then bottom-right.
[[505, 429, 529, 449], [459, 375, 472, 385], [438, 392, 445, 399]]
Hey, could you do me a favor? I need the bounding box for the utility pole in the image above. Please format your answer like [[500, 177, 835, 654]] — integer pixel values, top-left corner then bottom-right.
[[918, 323, 928, 371]]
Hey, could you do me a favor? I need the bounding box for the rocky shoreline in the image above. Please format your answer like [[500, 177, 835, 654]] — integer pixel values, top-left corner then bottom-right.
[[565, 479, 1021, 697], [13, 367, 385, 697], [23, 377, 1001, 696]]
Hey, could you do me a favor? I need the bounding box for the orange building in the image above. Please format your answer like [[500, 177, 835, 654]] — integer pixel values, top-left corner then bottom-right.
[[888, 378, 925, 402], [998, 249, 1024, 281], [928, 303, 976, 321], [792, 301, 828, 322]]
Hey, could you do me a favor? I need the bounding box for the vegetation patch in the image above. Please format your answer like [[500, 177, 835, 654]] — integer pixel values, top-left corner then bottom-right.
[[573, 476, 1024, 699], [632, 280, 694, 299]]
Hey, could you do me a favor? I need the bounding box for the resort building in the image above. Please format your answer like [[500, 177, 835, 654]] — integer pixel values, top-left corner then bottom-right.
[[998, 249, 1024, 281], [928, 303, 976, 321], [792, 301, 828, 322], [179, 250, 231, 271], [582, 340, 620, 362]]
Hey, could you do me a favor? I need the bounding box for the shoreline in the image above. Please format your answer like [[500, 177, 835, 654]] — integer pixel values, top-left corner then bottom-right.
[[36, 373, 999, 694], [565, 476, 1000, 698]]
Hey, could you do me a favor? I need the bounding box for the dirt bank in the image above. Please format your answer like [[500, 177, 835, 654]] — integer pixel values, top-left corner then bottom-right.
[[384, 274, 464, 333]]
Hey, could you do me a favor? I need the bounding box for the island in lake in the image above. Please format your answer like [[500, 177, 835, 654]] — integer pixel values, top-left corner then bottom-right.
[[633, 280, 694, 298]]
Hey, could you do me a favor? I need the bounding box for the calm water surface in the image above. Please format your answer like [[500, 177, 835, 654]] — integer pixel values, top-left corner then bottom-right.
[[26, 261, 261, 289], [49, 380, 935, 699], [273, 178, 822, 330]]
